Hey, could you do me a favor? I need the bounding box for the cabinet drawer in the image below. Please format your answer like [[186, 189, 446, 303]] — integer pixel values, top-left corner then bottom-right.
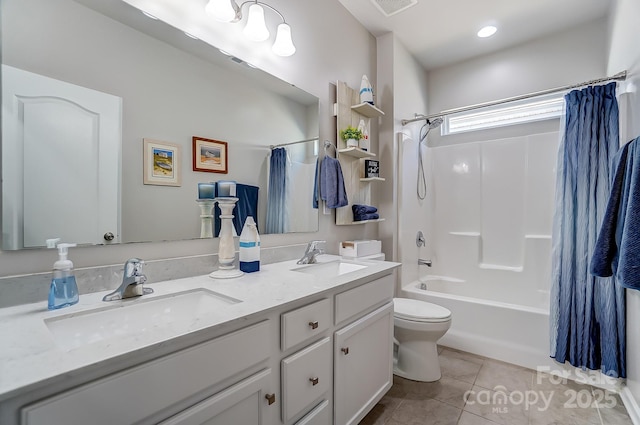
[[281, 298, 330, 351], [159, 368, 273, 425], [334, 274, 393, 325], [22, 321, 271, 425], [282, 337, 331, 423], [294, 399, 330, 425]]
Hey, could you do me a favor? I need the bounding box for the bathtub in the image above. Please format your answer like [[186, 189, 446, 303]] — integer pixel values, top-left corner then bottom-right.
[[400, 277, 552, 371]]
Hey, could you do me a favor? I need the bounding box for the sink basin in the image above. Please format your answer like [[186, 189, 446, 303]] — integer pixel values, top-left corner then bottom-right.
[[45, 288, 241, 351], [292, 260, 367, 278]]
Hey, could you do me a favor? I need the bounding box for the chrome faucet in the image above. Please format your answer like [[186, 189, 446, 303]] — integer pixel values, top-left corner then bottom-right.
[[418, 259, 432, 267], [297, 240, 326, 265], [103, 258, 154, 301]]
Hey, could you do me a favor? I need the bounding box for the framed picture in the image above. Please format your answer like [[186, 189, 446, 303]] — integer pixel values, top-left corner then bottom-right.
[[364, 159, 380, 178], [193, 136, 228, 174], [143, 138, 181, 186]]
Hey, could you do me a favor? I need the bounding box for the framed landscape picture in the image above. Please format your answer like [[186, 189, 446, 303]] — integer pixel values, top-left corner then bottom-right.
[[193, 136, 228, 173], [143, 138, 181, 186]]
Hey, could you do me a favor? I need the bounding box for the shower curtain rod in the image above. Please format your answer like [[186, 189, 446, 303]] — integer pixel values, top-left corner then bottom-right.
[[270, 137, 319, 149], [401, 70, 628, 126]]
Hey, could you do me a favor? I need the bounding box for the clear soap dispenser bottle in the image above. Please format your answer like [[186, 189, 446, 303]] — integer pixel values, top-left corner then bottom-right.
[[46, 238, 79, 310]]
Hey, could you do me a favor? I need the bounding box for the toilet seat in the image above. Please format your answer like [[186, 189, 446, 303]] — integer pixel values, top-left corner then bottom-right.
[[393, 298, 451, 323]]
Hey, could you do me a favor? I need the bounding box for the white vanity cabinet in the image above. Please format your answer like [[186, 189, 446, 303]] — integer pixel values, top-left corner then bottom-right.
[[281, 299, 331, 351], [281, 337, 331, 423], [20, 321, 276, 425], [2, 266, 398, 425], [278, 273, 394, 425], [334, 303, 394, 425], [333, 274, 395, 425], [280, 299, 332, 425], [295, 400, 330, 425]]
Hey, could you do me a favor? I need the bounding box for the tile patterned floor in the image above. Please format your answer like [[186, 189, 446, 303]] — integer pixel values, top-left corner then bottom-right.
[[359, 347, 633, 425]]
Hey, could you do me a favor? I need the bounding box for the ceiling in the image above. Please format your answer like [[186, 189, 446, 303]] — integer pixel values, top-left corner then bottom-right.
[[338, 0, 613, 70]]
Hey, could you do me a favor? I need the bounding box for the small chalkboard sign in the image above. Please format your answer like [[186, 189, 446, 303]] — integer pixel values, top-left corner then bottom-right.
[[365, 159, 380, 178]]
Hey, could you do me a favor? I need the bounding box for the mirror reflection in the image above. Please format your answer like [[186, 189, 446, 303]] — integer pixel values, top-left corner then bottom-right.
[[1, 0, 319, 250]]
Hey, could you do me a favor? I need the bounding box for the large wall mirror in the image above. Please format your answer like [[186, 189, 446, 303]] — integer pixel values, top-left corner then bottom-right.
[[1, 0, 320, 250]]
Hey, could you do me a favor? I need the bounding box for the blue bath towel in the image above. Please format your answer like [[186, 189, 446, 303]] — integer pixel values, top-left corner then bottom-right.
[[352, 204, 377, 215], [591, 136, 640, 290], [354, 212, 379, 222], [319, 156, 348, 208], [214, 183, 259, 236]]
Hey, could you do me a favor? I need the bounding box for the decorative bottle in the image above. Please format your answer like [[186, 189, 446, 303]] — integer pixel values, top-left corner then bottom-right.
[[239, 217, 260, 273]]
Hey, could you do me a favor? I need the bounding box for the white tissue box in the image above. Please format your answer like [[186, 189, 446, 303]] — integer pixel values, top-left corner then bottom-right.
[[339, 240, 382, 258]]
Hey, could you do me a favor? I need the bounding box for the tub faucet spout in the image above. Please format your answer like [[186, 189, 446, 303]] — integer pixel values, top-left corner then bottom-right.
[[418, 259, 432, 267]]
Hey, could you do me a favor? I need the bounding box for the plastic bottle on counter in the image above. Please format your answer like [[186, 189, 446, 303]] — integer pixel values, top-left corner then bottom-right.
[[46, 238, 79, 310], [239, 216, 260, 273]]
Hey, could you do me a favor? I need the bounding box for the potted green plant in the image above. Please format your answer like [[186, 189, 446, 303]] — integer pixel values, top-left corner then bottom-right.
[[340, 126, 364, 148]]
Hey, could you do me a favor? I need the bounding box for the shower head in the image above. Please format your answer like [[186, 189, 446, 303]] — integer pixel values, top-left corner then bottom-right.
[[427, 117, 444, 129]]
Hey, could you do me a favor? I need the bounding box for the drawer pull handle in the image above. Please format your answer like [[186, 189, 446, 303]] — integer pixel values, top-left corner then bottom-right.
[[308, 321, 319, 330], [309, 377, 319, 386], [265, 393, 276, 405], [341, 347, 349, 355]]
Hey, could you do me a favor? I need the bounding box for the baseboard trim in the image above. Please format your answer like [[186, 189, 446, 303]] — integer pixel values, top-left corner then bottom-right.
[[621, 387, 640, 425]]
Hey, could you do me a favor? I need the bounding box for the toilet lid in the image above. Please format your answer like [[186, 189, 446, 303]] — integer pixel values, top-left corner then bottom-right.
[[393, 298, 451, 322]]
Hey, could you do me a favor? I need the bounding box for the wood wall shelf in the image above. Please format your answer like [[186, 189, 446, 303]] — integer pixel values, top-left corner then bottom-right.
[[338, 147, 376, 159], [334, 80, 385, 226], [360, 177, 385, 182], [351, 103, 385, 118], [349, 218, 386, 225]]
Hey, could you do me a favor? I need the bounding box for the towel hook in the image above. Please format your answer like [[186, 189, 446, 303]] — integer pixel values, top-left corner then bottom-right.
[[324, 140, 337, 158]]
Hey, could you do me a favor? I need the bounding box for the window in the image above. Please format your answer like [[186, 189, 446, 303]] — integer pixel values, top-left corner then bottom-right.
[[442, 93, 564, 135]]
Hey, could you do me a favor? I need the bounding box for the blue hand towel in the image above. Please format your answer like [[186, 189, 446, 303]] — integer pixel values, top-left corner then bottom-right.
[[319, 156, 348, 208], [591, 136, 640, 290], [352, 204, 377, 215]]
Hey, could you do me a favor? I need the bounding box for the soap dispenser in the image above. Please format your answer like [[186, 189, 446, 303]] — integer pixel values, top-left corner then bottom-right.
[[239, 216, 260, 273], [46, 238, 79, 310]]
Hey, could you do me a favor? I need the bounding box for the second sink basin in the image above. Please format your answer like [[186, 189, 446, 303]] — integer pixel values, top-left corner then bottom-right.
[[292, 260, 368, 278], [45, 288, 242, 351]]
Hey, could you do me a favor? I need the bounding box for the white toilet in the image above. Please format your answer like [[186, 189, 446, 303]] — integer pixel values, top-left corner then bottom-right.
[[393, 297, 452, 382]]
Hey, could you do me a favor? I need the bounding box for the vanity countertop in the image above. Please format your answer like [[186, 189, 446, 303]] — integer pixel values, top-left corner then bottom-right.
[[0, 255, 399, 401]]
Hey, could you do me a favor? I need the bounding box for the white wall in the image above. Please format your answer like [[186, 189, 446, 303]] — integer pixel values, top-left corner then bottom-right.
[[376, 33, 430, 290], [607, 0, 640, 410], [427, 18, 608, 129], [0, 0, 379, 278]]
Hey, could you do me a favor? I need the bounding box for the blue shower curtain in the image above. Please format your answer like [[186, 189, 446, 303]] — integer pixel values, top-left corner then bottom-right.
[[266, 147, 289, 234], [550, 82, 625, 378]]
